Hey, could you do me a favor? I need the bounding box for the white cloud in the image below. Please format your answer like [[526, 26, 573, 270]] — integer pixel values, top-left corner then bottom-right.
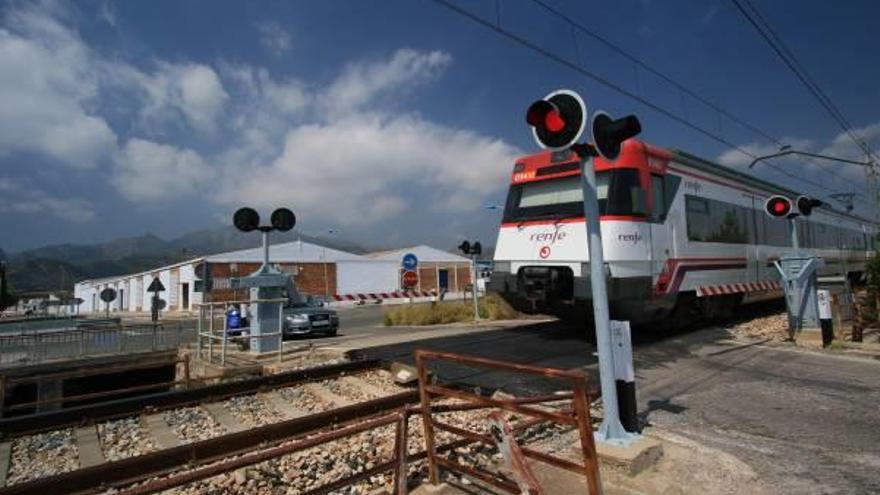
[[0, 178, 95, 222], [134, 62, 229, 134], [221, 113, 520, 225], [320, 48, 452, 116], [113, 139, 212, 201], [0, 8, 116, 167], [256, 21, 291, 56]]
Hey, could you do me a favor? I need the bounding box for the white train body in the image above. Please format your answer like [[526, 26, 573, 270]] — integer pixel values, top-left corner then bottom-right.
[[489, 140, 875, 323]]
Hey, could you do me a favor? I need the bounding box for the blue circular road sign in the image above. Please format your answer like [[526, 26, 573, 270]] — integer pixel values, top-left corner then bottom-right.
[[402, 253, 419, 271]]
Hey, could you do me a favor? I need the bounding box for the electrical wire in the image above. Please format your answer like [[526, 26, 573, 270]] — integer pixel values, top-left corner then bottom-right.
[[731, 0, 878, 164], [431, 0, 862, 197], [527, 0, 866, 193]]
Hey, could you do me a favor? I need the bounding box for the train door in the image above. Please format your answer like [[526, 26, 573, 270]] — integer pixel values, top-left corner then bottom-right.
[[649, 174, 673, 280]]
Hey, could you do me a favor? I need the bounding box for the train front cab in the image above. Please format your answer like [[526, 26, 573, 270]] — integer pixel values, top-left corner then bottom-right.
[[489, 140, 677, 324]]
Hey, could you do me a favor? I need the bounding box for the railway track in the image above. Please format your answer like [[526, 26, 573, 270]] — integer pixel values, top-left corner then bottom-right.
[[0, 359, 422, 493]]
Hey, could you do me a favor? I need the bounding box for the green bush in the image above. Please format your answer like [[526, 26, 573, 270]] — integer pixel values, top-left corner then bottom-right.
[[867, 251, 880, 297], [383, 293, 520, 326]]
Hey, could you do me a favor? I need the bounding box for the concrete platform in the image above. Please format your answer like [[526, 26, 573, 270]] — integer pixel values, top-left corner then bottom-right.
[[594, 435, 664, 477]]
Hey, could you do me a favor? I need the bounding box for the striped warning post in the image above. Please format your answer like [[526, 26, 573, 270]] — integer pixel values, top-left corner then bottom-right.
[[332, 290, 438, 302], [697, 281, 780, 297]]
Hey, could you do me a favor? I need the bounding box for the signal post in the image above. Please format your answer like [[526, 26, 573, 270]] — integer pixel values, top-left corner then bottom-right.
[[526, 89, 642, 447]]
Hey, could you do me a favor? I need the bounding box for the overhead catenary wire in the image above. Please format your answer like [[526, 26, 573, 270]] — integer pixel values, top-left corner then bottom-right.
[[526, 0, 866, 193], [730, 0, 879, 164], [431, 0, 862, 197]]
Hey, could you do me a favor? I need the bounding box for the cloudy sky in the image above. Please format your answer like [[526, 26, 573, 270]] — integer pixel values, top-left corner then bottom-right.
[[0, 0, 878, 251]]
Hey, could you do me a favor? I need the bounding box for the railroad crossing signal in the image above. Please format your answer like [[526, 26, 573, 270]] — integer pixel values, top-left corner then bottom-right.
[[526, 89, 587, 151], [796, 195, 823, 217], [765, 196, 792, 218], [525, 88, 642, 446], [458, 241, 482, 256], [590, 111, 642, 161]]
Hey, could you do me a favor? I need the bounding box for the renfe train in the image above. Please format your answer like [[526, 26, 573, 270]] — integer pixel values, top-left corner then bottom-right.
[[489, 139, 876, 324]]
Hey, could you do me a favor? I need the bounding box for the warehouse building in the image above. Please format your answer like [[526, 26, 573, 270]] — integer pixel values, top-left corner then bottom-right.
[[74, 241, 472, 314]]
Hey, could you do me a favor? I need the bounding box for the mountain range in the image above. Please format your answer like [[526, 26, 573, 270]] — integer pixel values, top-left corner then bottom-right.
[[3, 228, 369, 293]]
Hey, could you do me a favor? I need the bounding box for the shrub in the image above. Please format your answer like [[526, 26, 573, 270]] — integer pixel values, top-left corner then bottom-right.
[[383, 293, 520, 326]]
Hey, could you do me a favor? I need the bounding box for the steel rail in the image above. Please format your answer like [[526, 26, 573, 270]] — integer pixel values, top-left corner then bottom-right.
[[0, 390, 420, 495], [0, 358, 382, 437]]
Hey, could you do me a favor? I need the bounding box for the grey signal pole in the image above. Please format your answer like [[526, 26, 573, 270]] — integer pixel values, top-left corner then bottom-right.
[[471, 254, 480, 321], [579, 156, 634, 445]]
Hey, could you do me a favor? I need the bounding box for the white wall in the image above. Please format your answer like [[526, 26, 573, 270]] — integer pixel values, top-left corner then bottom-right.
[[336, 260, 400, 294]]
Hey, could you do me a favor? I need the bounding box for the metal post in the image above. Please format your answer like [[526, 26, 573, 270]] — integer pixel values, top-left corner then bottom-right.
[[208, 304, 214, 364], [580, 158, 633, 445], [789, 217, 799, 250], [196, 305, 202, 360], [183, 354, 191, 390], [394, 410, 409, 495], [221, 303, 228, 367], [471, 254, 480, 321], [262, 231, 270, 269], [277, 303, 283, 363]]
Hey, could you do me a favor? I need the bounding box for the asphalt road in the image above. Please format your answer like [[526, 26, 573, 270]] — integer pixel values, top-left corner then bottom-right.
[[320, 306, 880, 494]]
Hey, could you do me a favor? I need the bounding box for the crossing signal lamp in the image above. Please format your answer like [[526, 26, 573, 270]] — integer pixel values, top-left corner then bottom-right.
[[590, 111, 642, 161], [796, 196, 822, 217], [233, 207, 297, 233], [458, 240, 482, 256], [764, 196, 792, 218], [526, 89, 588, 151], [526, 89, 642, 160]]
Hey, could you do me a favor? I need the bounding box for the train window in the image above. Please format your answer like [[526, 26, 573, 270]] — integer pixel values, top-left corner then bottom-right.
[[685, 195, 749, 244], [762, 216, 791, 247], [518, 175, 582, 208], [596, 168, 646, 217]]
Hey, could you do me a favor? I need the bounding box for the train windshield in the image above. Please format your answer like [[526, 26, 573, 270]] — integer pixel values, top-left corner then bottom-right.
[[502, 168, 645, 223]]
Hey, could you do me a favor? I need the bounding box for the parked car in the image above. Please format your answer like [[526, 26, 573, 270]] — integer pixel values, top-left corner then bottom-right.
[[282, 295, 339, 339]]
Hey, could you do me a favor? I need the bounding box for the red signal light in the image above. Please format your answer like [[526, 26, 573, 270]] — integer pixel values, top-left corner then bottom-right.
[[545, 111, 565, 132], [764, 196, 792, 218]]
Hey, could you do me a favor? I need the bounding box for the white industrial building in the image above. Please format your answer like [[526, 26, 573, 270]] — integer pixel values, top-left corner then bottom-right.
[[74, 241, 472, 315]]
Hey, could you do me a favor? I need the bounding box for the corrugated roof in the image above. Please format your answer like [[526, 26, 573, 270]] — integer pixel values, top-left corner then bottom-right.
[[206, 240, 364, 263], [367, 245, 470, 263]]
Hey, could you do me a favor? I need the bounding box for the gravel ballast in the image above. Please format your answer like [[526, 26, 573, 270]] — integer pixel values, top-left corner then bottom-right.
[[164, 407, 226, 443], [98, 417, 157, 461], [7, 428, 79, 484]]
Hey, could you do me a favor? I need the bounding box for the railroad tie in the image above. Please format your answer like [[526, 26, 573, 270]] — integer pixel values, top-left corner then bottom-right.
[[0, 442, 10, 487], [74, 425, 105, 468], [143, 413, 182, 449], [203, 402, 247, 434], [339, 375, 391, 399], [260, 391, 310, 420], [302, 383, 353, 409]]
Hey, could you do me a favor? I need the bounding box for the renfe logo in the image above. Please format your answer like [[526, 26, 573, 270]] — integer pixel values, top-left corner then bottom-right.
[[529, 230, 567, 244], [617, 232, 643, 245]]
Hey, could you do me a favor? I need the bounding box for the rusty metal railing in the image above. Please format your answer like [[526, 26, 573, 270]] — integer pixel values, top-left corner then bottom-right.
[[415, 349, 601, 495]]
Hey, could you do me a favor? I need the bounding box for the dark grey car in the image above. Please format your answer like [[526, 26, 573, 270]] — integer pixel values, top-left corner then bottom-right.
[[282, 296, 339, 339]]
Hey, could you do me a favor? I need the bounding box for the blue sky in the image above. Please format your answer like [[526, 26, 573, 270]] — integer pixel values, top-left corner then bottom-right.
[[0, 0, 878, 252]]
